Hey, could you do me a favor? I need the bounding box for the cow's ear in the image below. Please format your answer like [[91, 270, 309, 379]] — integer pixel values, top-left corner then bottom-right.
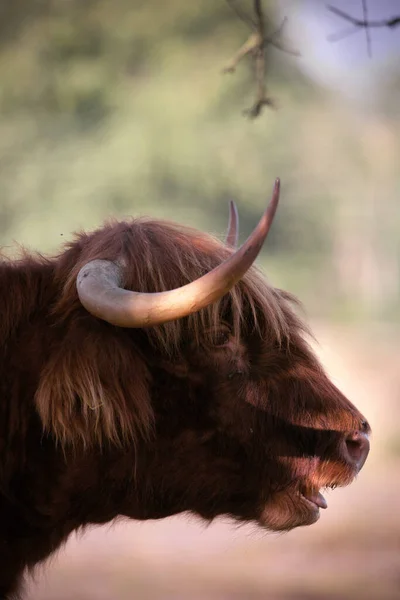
[[35, 320, 153, 448]]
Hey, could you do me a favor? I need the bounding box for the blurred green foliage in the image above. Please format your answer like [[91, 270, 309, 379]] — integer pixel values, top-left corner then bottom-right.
[[0, 0, 399, 321]]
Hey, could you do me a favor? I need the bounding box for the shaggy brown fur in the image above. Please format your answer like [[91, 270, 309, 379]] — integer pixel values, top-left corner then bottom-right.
[[0, 217, 370, 599]]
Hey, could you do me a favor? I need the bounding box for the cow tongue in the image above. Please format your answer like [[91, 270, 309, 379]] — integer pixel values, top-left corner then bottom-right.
[[304, 489, 328, 509]]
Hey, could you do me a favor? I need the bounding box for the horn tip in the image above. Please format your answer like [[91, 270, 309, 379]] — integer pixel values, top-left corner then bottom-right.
[[272, 178, 281, 206]]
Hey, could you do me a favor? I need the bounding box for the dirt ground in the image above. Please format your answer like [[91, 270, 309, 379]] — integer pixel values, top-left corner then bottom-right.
[[26, 324, 400, 600]]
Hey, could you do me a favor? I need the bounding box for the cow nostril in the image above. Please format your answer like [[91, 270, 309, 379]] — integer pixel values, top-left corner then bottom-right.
[[344, 431, 370, 469]]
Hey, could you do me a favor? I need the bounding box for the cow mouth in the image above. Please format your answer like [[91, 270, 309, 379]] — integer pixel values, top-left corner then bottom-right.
[[259, 478, 347, 531], [300, 485, 328, 510]]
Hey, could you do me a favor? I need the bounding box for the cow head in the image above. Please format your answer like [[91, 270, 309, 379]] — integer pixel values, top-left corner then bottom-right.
[[38, 179, 370, 532]]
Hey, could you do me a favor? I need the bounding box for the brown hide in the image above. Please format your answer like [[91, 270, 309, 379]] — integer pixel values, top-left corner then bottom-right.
[[0, 218, 369, 599]]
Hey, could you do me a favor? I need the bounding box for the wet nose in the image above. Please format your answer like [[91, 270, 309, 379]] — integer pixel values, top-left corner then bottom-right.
[[343, 430, 370, 470]]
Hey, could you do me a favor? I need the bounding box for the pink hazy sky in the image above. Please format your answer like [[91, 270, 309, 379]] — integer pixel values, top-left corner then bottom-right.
[[278, 0, 400, 105]]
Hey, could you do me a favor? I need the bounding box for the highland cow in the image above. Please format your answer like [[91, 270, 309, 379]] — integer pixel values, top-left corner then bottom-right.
[[0, 179, 369, 599]]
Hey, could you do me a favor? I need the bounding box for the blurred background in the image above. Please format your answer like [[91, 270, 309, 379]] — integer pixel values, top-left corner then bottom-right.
[[1, 0, 399, 598]]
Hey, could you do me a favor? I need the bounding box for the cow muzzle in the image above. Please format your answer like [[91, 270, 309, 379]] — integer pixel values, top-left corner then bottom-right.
[[342, 430, 370, 472]]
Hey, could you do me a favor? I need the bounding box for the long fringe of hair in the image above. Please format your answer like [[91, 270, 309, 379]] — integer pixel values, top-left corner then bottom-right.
[[55, 217, 307, 354], [4, 217, 309, 449]]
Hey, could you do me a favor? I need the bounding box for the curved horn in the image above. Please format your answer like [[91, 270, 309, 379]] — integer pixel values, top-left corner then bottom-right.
[[225, 200, 239, 248], [76, 178, 280, 328]]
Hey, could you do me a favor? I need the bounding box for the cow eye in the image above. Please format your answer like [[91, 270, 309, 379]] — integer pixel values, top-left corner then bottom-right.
[[214, 330, 231, 346], [201, 326, 231, 348]]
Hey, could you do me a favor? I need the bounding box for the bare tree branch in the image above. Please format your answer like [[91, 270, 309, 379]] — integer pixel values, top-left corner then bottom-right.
[[221, 0, 400, 116], [327, 4, 400, 29], [242, 0, 270, 117], [327, 1, 400, 56], [223, 1, 299, 118], [226, 0, 257, 30], [362, 0, 371, 58], [265, 17, 300, 56], [222, 31, 262, 74], [327, 24, 362, 43]]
